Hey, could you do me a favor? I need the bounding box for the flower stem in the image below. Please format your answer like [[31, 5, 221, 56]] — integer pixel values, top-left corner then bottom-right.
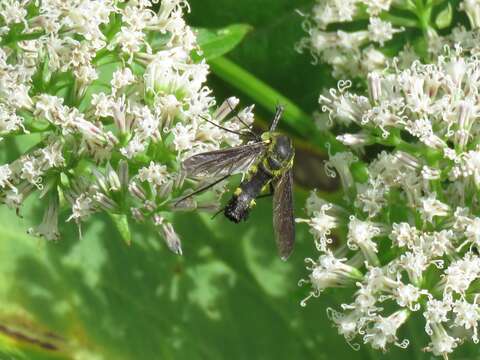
[[208, 56, 346, 154], [0, 30, 45, 46]]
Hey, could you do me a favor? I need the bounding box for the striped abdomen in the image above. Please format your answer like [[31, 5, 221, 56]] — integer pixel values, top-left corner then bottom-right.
[[224, 164, 273, 223]]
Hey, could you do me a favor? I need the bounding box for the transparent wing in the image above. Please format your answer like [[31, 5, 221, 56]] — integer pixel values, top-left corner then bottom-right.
[[272, 169, 295, 260], [182, 142, 266, 178]]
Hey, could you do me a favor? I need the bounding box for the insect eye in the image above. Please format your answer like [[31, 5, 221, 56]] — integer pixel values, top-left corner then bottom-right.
[[273, 136, 292, 161]]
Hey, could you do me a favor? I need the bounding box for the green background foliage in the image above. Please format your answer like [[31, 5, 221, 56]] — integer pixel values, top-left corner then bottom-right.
[[1, 1, 479, 359]]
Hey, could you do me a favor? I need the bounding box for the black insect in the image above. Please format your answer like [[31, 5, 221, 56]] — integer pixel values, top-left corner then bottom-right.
[[178, 105, 295, 260]]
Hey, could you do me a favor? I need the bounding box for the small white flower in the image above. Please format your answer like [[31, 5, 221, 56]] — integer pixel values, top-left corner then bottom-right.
[[302, 251, 363, 296], [367, 18, 400, 45], [393, 283, 421, 311], [138, 162, 169, 188], [0, 104, 25, 134], [424, 297, 451, 328], [390, 223, 419, 249], [153, 214, 182, 255], [355, 178, 387, 217], [91, 93, 114, 118], [40, 142, 65, 168], [28, 195, 60, 241], [20, 157, 42, 186], [363, 310, 409, 350], [347, 216, 382, 265], [296, 203, 338, 251], [0, 0, 28, 25], [112, 27, 145, 55], [420, 194, 449, 224], [0, 164, 12, 188], [324, 152, 357, 190], [396, 251, 429, 285], [454, 149, 480, 187], [465, 217, 480, 247], [111, 68, 135, 90], [422, 230, 455, 258], [327, 308, 363, 341], [68, 193, 95, 223], [426, 323, 458, 357], [452, 299, 480, 342], [442, 253, 480, 295], [171, 123, 196, 153]]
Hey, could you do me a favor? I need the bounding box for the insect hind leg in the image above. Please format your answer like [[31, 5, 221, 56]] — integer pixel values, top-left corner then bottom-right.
[[173, 174, 230, 207], [210, 206, 225, 220]]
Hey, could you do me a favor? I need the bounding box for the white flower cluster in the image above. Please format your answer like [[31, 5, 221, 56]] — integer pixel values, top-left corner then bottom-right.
[[298, 48, 480, 357], [0, 0, 253, 252], [296, 0, 404, 78], [297, 0, 480, 79]]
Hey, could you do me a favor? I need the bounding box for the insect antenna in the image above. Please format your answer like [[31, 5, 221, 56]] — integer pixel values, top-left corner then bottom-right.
[[225, 101, 260, 140], [269, 105, 285, 131], [199, 115, 247, 137], [173, 174, 231, 206]]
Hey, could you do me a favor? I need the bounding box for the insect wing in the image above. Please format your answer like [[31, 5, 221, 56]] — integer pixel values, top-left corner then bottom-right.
[[183, 142, 266, 178], [272, 169, 295, 260]]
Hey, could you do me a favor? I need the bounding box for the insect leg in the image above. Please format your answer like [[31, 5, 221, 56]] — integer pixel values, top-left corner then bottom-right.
[[173, 174, 231, 206], [210, 206, 225, 220], [256, 182, 275, 200]]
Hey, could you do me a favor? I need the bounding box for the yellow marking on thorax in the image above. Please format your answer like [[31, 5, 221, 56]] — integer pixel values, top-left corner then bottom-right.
[[261, 156, 294, 177]]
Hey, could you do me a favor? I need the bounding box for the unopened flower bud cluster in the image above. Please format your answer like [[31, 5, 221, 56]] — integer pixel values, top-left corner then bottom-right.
[[0, 0, 253, 253], [297, 0, 480, 79], [297, 48, 480, 357]]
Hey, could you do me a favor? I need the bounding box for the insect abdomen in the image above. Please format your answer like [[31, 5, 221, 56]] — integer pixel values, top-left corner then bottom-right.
[[224, 166, 272, 223]]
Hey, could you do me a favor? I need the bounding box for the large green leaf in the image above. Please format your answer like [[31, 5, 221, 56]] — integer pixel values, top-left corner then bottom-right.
[[195, 24, 253, 61], [3, 188, 476, 359], [0, 193, 342, 359]]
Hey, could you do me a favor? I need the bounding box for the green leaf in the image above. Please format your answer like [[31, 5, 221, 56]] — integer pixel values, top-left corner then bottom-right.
[[435, 2, 453, 29], [109, 213, 132, 246], [0, 189, 375, 360], [2, 187, 471, 360], [195, 24, 252, 61]]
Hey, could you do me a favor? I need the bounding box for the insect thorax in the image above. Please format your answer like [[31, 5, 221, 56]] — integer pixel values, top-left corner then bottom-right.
[[263, 133, 294, 175]]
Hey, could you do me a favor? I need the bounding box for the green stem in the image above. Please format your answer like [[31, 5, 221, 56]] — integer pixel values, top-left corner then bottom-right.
[[414, 0, 432, 35], [1, 30, 45, 46], [380, 13, 419, 28], [208, 56, 346, 154]]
